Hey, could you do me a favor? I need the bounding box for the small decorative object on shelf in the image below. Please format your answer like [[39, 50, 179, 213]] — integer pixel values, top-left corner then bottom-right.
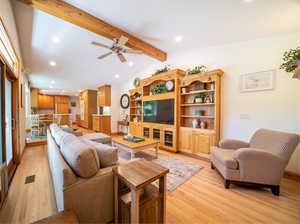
[[187, 65, 207, 75], [195, 110, 205, 116], [194, 82, 205, 91], [133, 77, 141, 88], [181, 87, 187, 94], [192, 119, 198, 128], [152, 65, 170, 76], [210, 83, 215, 90], [204, 95, 211, 104], [200, 120, 206, 129], [194, 93, 205, 103]]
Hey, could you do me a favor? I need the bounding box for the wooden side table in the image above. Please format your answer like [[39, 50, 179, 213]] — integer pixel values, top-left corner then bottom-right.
[[114, 159, 169, 224]]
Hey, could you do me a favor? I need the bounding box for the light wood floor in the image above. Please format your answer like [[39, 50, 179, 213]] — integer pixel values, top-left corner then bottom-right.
[[0, 145, 299, 223]]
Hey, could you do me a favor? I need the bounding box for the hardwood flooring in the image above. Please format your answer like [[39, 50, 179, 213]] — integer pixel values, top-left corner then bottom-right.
[[0, 144, 299, 223]]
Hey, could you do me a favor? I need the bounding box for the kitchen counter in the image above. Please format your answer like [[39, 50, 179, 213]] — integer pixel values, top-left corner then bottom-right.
[[92, 114, 111, 116]]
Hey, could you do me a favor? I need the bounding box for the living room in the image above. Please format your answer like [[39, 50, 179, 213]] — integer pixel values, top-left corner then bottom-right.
[[0, 0, 300, 223]]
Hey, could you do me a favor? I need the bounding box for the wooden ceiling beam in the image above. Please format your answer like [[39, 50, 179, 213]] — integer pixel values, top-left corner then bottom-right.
[[17, 0, 167, 61]]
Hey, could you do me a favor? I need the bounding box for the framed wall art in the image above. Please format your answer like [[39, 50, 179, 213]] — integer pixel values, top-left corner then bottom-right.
[[240, 70, 275, 92]]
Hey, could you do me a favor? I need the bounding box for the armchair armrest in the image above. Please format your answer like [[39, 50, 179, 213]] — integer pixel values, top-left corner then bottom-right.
[[219, 139, 250, 150], [233, 148, 286, 185]]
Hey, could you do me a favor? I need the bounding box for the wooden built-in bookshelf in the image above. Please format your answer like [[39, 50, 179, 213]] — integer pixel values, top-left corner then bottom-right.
[[179, 69, 223, 155], [128, 69, 223, 154]]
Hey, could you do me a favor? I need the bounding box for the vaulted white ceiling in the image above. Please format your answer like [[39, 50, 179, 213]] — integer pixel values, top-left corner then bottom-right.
[[12, 0, 300, 94]]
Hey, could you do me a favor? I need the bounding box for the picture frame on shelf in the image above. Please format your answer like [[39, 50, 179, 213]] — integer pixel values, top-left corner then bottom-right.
[[240, 70, 275, 92]]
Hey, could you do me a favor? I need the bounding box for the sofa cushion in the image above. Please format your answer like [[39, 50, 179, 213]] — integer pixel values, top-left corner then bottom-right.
[[81, 133, 112, 145], [81, 139, 118, 168], [211, 147, 239, 169], [60, 139, 100, 178]]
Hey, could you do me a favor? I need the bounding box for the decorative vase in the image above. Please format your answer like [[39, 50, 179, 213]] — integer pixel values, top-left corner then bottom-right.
[[205, 96, 211, 104], [192, 119, 198, 128], [211, 83, 215, 90], [200, 121, 206, 129], [182, 88, 187, 93]]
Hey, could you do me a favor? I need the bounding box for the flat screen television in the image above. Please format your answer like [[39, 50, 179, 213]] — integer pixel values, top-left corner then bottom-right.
[[143, 99, 174, 125]]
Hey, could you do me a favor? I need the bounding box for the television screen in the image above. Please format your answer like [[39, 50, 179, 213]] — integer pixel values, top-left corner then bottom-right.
[[143, 99, 174, 124]]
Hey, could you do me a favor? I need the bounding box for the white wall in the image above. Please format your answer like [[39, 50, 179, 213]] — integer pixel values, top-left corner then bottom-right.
[[1, 0, 27, 157], [118, 31, 300, 174]]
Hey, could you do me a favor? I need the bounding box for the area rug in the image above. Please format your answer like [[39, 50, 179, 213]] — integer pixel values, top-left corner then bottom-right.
[[118, 149, 203, 192]]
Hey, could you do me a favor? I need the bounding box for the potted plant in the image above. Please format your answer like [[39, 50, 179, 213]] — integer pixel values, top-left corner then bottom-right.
[[152, 65, 170, 76], [194, 93, 205, 103], [151, 84, 168, 95], [187, 65, 207, 75], [280, 47, 300, 79]]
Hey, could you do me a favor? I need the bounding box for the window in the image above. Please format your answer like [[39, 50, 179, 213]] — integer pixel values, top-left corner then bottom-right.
[[0, 17, 18, 75]]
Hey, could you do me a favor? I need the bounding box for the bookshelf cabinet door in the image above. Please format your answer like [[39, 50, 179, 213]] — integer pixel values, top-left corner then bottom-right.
[[192, 133, 210, 154], [179, 129, 192, 153]]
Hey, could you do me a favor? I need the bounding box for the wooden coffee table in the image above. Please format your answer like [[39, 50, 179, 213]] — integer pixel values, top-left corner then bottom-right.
[[112, 137, 160, 160]]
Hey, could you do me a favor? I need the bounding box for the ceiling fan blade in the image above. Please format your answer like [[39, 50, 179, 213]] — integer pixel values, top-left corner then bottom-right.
[[91, 41, 111, 49], [97, 52, 112, 59], [117, 53, 127, 63], [117, 36, 129, 46], [123, 49, 143, 54]]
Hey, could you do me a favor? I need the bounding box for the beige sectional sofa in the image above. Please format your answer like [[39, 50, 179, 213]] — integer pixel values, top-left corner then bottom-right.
[[47, 124, 118, 223]]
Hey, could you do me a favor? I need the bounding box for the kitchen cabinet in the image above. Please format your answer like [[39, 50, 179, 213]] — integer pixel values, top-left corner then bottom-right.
[[31, 88, 39, 108], [38, 94, 54, 109], [97, 85, 111, 107], [79, 90, 97, 129], [92, 115, 111, 135]]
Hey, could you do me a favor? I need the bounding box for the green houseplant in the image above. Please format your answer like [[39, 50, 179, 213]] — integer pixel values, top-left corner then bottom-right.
[[151, 84, 168, 95], [187, 65, 207, 75], [280, 47, 300, 73], [153, 65, 170, 76], [194, 93, 205, 103]]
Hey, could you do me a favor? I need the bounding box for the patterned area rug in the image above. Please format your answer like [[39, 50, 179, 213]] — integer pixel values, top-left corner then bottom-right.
[[118, 149, 204, 192]]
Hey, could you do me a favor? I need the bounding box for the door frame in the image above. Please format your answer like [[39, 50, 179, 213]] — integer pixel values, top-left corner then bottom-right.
[[1, 56, 19, 183]]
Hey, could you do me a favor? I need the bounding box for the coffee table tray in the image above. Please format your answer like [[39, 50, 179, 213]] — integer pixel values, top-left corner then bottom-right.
[[123, 136, 145, 143]]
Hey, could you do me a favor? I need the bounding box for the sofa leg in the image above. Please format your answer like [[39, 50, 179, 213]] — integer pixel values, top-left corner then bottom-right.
[[211, 163, 215, 169], [224, 180, 231, 189], [271, 185, 280, 196]]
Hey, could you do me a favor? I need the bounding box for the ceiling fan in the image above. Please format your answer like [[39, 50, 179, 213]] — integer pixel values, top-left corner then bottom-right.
[[91, 36, 143, 63]]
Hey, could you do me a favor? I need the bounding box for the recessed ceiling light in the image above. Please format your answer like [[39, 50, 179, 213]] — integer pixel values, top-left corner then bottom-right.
[[52, 35, 60, 43], [175, 36, 182, 42], [115, 74, 120, 78], [49, 61, 56, 67], [128, 61, 134, 67], [243, 0, 253, 2], [51, 80, 55, 84]]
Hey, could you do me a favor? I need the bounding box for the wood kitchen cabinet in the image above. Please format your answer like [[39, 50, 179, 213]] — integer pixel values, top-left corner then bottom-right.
[[92, 115, 111, 135], [79, 90, 97, 129], [97, 85, 111, 107], [31, 88, 39, 108], [38, 94, 54, 109]]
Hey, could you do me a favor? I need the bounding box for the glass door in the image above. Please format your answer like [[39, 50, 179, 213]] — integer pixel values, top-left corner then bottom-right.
[[5, 78, 13, 166]]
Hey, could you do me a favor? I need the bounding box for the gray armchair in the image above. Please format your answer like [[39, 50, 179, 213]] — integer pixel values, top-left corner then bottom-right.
[[211, 129, 300, 195]]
